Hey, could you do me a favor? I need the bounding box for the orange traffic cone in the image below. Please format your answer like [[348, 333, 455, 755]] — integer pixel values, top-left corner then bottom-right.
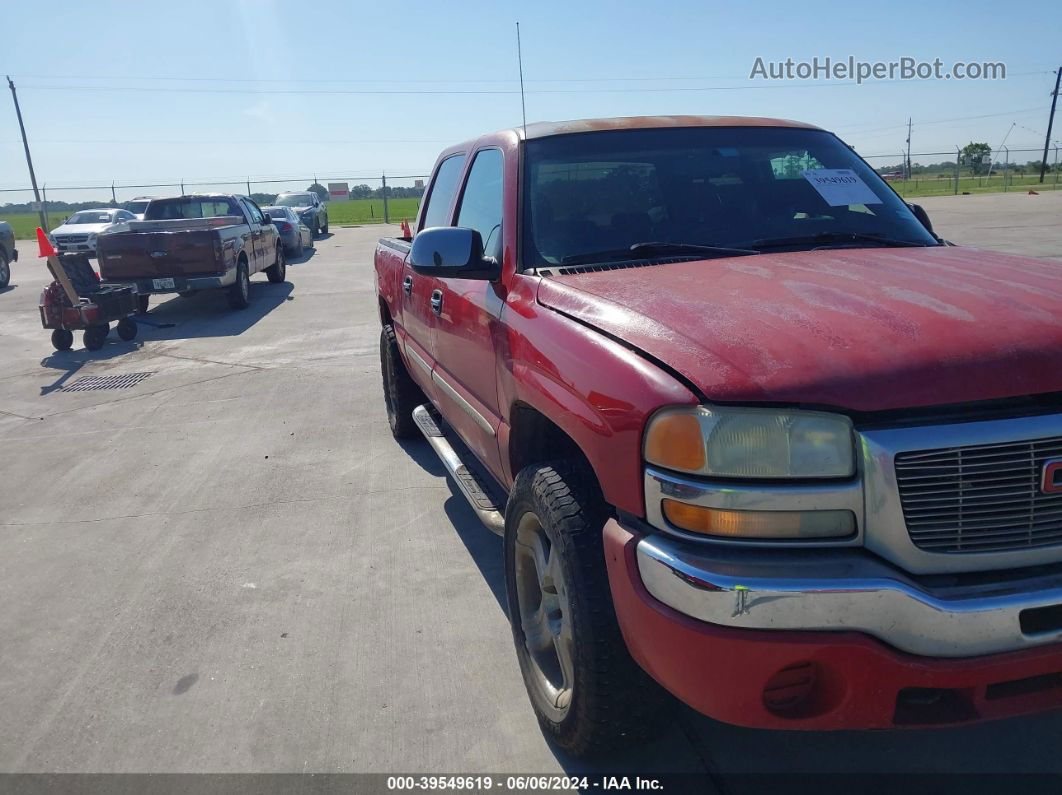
[[36, 227, 56, 258]]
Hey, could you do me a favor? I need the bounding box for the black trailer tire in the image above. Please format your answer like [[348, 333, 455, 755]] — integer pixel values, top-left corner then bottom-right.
[[380, 324, 425, 439], [0, 251, 9, 288], [504, 462, 668, 757], [136, 294, 149, 314], [83, 324, 109, 351], [266, 245, 287, 283], [116, 317, 138, 341], [227, 259, 250, 310], [51, 328, 73, 351]]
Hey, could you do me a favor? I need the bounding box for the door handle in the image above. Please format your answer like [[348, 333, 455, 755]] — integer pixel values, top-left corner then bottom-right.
[[402, 275, 413, 296], [430, 289, 443, 316]]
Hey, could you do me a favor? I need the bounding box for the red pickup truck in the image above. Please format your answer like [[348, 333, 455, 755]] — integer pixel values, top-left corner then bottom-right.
[[374, 115, 1062, 755]]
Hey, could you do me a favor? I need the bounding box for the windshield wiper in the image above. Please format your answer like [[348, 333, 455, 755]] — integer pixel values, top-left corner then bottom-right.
[[560, 241, 758, 266], [742, 232, 933, 250]]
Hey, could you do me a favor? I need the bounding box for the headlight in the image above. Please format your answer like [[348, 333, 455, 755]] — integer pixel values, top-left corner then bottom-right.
[[644, 406, 855, 479]]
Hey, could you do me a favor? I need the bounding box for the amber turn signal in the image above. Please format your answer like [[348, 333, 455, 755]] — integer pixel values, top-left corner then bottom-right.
[[662, 500, 855, 540], [644, 411, 705, 473]]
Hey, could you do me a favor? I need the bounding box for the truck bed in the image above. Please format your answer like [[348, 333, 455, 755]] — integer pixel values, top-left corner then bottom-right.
[[97, 218, 240, 279]]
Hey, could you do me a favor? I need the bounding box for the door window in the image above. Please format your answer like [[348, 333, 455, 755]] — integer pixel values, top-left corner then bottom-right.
[[420, 154, 467, 230], [456, 149, 503, 259]]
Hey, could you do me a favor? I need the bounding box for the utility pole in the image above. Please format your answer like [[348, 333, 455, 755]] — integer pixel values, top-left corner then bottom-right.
[[381, 173, 390, 223], [246, 177, 251, 196], [1039, 66, 1061, 183], [111, 181, 117, 204], [905, 117, 912, 179], [42, 183, 50, 229], [6, 76, 48, 231]]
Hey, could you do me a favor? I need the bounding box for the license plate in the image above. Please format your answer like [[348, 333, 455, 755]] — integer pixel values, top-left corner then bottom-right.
[[152, 278, 175, 290]]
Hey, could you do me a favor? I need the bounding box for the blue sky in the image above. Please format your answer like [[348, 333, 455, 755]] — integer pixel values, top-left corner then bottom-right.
[[2, 0, 1059, 202]]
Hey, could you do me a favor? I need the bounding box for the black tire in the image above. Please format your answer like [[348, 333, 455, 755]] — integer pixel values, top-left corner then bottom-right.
[[0, 251, 10, 288], [266, 245, 286, 283], [83, 324, 109, 351], [322, 219, 328, 234], [227, 259, 250, 310], [313, 222, 320, 237], [292, 239, 304, 259], [380, 324, 425, 439], [504, 462, 667, 756], [116, 317, 138, 341], [136, 294, 149, 314], [51, 328, 73, 351]]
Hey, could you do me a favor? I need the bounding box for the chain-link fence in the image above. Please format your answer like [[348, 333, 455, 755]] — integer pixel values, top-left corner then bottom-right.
[[861, 147, 1062, 198], [0, 174, 428, 237]]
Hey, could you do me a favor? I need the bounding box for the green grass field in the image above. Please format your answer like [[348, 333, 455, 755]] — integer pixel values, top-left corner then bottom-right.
[[889, 172, 1062, 198], [0, 197, 424, 240]]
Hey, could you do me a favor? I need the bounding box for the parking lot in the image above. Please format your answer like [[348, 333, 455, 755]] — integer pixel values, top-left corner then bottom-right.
[[1, 191, 1061, 788]]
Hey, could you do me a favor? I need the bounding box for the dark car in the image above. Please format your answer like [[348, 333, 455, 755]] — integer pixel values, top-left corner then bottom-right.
[[262, 206, 314, 257], [273, 192, 328, 236], [0, 220, 16, 288]]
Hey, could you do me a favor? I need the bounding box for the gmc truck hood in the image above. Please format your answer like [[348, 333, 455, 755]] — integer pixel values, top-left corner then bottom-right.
[[536, 246, 1062, 413]]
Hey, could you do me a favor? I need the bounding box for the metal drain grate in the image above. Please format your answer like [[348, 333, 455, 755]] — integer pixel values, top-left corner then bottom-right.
[[63, 372, 154, 392]]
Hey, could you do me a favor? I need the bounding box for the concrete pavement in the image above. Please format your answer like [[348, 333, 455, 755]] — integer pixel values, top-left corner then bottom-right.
[[0, 194, 1060, 785]]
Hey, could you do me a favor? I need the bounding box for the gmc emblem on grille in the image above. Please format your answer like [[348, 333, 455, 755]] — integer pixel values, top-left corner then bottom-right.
[[1042, 459, 1062, 494]]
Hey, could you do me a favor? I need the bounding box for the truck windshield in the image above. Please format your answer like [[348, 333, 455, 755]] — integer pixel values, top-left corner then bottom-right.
[[144, 197, 241, 220], [521, 126, 938, 267], [275, 194, 313, 207]]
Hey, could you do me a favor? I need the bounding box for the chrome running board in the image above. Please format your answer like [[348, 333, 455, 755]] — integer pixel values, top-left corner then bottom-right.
[[412, 404, 505, 536]]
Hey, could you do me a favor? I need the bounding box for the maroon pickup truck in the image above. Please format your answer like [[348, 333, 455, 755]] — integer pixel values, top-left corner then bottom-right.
[[97, 193, 287, 312], [375, 115, 1062, 755]]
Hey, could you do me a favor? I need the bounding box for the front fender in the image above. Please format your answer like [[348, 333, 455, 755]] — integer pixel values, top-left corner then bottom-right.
[[499, 276, 697, 516]]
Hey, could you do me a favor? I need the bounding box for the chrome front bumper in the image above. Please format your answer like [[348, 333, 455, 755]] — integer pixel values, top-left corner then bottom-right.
[[637, 532, 1062, 657]]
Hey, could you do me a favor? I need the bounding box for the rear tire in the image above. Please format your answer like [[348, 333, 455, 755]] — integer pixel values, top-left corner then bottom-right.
[[322, 219, 328, 234], [227, 259, 250, 309], [136, 293, 149, 314], [51, 328, 73, 351], [266, 246, 286, 283], [380, 324, 425, 439], [505, 462, 668, 756], [0, 251, 10, 288], [292, 239, 304, 259]]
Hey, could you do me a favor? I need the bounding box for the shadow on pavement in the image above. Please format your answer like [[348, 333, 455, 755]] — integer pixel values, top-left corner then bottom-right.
[[39, 341, 145, 394], [134, 279, 293, 342]]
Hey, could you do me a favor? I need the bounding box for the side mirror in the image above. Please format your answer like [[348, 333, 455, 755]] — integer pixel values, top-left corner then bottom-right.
[[262, 213, 272, 225], [409, 226, 500, 280], [907, 203, 935, 237]]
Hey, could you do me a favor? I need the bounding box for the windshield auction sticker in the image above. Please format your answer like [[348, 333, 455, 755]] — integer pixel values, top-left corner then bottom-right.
[[802, 168, 882, 206]]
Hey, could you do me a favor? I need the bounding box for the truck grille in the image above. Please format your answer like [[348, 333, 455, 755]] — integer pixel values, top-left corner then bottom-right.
[[895, 437, 1062, 553]]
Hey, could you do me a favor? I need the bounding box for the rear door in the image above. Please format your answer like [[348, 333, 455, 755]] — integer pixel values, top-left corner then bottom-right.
[[429, 148, 506, 471], [398, 152, 466, 380]]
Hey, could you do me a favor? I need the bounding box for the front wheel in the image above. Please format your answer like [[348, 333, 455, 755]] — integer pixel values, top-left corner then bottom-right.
[[83, 324, 109, 351], [321, 219, 328, 234], [116, 317, 138, 341], [227, 260, 250, 310], [505, 462, 667, 756], [0, 251, 10, 288], [266, 246, 286, 283], [51, 328, 73, 351]]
